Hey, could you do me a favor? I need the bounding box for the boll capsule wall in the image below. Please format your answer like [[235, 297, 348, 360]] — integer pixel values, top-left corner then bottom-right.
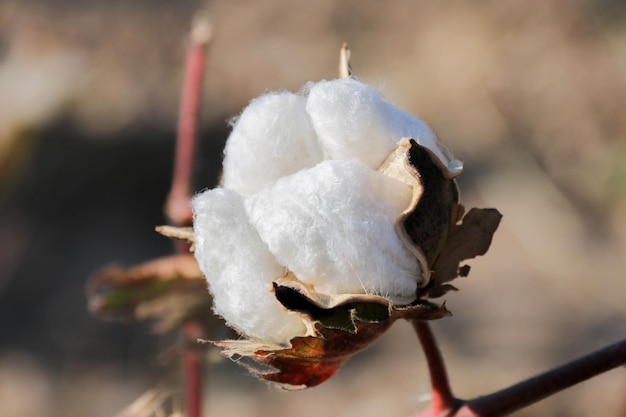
[[192, 77, 462, 345]]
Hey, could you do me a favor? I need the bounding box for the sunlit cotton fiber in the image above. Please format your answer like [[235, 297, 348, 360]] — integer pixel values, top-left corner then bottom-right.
[[245, 159, 420, 304], [192, 188, 307, 344], [192, 77, 459, 344], [306, 78, 452, 169], [221, 92, 323, 195]]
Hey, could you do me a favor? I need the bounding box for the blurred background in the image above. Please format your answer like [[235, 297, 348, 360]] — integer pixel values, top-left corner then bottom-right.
[[1, 0, 626, 416]]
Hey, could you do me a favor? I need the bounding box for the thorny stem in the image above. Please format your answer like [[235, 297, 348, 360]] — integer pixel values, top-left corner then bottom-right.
[[164, 14, 212, 417], [413, 320, 458, 417]]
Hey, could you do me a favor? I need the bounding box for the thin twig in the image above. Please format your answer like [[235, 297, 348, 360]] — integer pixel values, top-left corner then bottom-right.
[[164, 14, 212, 417], [413, 321, 626, 417], [166, 15, 212, 227], [413, 320, 459, 417], [183, 321, 205, 417], [455, 338, 626, 417]]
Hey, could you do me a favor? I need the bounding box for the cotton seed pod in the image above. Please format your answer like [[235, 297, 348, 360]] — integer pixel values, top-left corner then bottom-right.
[[176, 77, 501, 388]]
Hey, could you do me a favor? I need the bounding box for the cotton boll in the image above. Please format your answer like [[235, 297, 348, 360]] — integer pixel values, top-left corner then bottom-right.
[[221, 92, 324, 195], [306, 78, 457, 169], [192, 188, 307, 344], [245, 160, 422, 304]]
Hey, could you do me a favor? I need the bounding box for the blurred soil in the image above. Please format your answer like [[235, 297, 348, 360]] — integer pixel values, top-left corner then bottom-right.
[[1, 1, 626, 416]]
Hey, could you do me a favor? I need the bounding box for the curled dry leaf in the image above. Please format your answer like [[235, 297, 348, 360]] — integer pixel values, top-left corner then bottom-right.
[[425, 207, 502, 298], [114, 388, 182, 417], [379, 138, 502, 297], [211, 275, 449, 389], [86, 253, 214, 334], [155, 225, 195, 246], [378, 137, 462, 285]]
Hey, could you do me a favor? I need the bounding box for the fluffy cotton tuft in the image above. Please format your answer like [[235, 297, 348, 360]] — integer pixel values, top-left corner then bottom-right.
[[244, 159, 421, 304], [305, 78, 451, 169], [192, 188, 307, 344], [193, 77, 459, 343], [221, 92, 323, 195]]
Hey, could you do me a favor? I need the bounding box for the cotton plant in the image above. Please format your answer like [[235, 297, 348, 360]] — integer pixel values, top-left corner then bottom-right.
[[88, 37, 626, 416], [153, 59, 501, 388]]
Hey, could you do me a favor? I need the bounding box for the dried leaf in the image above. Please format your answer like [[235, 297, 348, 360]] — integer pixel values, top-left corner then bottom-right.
[[273, 273, 449, 328], [114, 389, 165, 417], [155, 225, 195, 246], [87, 254, 214, 333], [114, 388, 180, 417], [379, 138, 501, 295], [214, 320, 394, 389], [378, 138, 461, 284], [211, 277, 448, 389], [424, 207, 502, 298]]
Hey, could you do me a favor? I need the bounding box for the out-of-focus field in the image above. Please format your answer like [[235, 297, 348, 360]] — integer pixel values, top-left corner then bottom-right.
[[1, 1, 626, 416]]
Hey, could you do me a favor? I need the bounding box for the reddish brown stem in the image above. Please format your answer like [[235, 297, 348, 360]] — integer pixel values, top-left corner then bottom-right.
[[413, 320, 458, 417], [454, 338, 626, 417], [413, 327, 626, 417], [166, 16, 212, 227], [183, 321, 204, 417], [165, 15, 212, 417]]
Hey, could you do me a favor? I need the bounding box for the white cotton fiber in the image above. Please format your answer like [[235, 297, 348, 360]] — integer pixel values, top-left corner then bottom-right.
[[193, 77, 462, 343], [244, 159, 422, 304], [386, 106, 460, 170], [192, 188, 308, 344], [221, 92, 324, 195], [306, 78, 454, 169]]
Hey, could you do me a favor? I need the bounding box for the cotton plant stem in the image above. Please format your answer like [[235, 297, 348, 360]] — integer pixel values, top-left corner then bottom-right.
[[454, 338, 626, 417], [164, 15, 212, 417], [166, 15, 212, 227], [183, 321, 205, 417], [412, 328, 626, 417], [413, 320, 459, 417]]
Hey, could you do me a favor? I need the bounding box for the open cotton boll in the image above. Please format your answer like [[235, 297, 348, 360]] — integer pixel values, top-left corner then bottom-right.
[[192, 188, 308, 344], [221, 92, 324, 195], [245, 159, 422, 304]]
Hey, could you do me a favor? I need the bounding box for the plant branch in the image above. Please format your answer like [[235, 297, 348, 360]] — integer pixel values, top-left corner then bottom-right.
[[183, 321, 205, 417], [412, 322, 626, 417], [165, 15, 212, 228], [164, 14, 212, 417], [413, 320, 459, 416], [454, 338, 626, 417]]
